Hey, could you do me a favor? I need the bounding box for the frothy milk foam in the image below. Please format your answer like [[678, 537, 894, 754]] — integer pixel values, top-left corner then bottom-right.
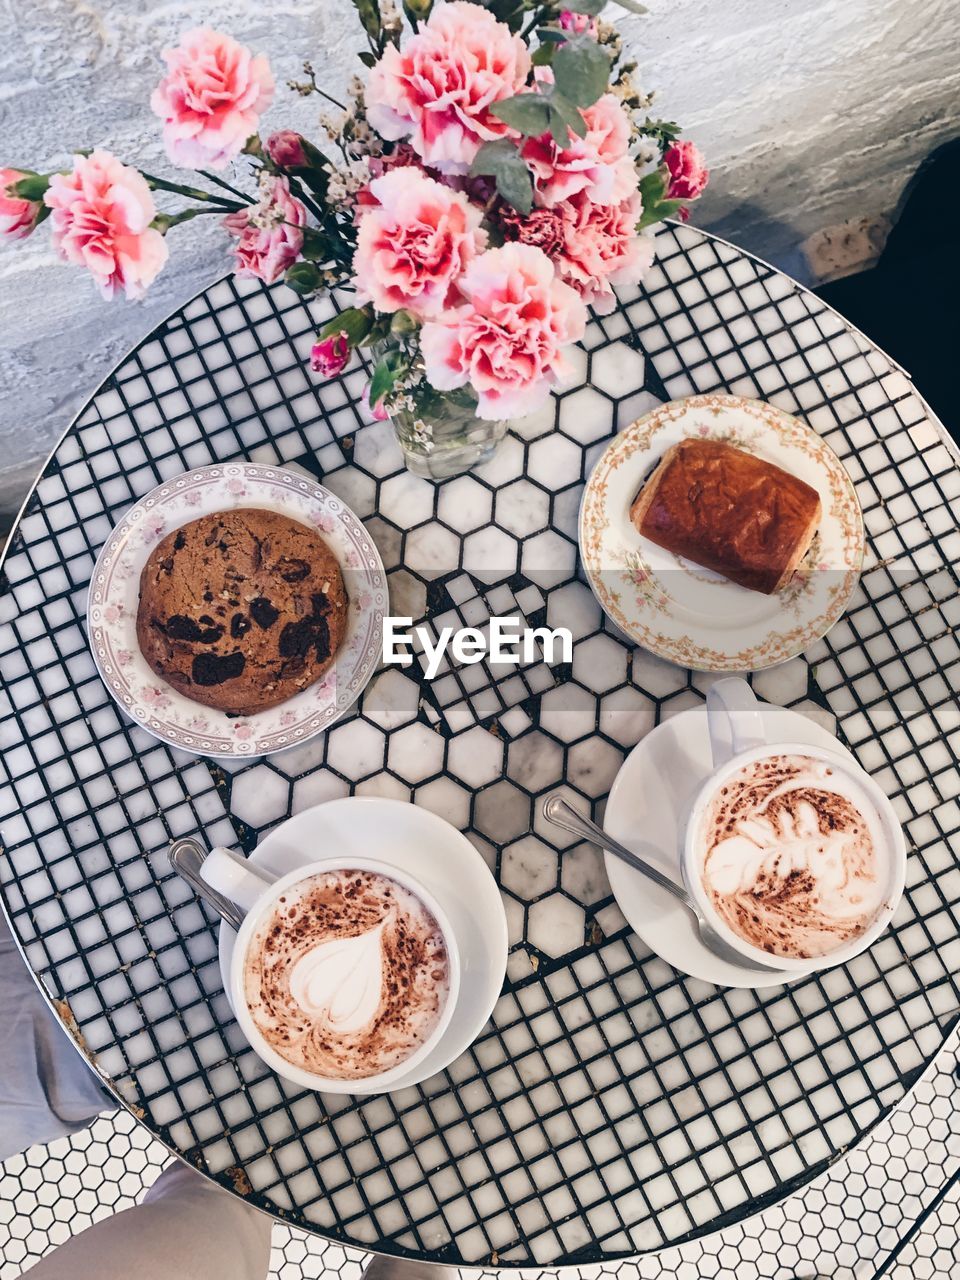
[[243, 868, 450, 1079], [698, 754, 890, 960]]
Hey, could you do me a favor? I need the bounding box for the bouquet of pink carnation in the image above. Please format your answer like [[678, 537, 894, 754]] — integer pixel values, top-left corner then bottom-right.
[[2, 0, 707, 455]]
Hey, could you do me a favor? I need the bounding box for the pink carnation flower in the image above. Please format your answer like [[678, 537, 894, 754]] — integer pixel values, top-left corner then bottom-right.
[[151, 28, 274, 170], [366, 2, 531, 175], [522, 93, 636, 208], [353, 168, 486, 318], [44, 151, 168, 300], [664, 140, 709, 200], [363, 383, 390, 421], [311, 331, 350, 377], [0, 169, 43, 240], [420, 242, 586, 419], [559, 10, 598, 36], [555, 192, 654, 313], [266, 130, 308, 168], [223, 176, 306, 284]]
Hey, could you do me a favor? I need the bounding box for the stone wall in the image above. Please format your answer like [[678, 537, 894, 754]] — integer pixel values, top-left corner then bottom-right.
[[0, 0, 957, 514]]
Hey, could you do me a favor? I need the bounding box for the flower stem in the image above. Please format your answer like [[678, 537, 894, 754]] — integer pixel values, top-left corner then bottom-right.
[[279, 170, 328, 224], [198, 170, 252, 203], [152, 206, 230, 232], [140, 171, 243, 210]]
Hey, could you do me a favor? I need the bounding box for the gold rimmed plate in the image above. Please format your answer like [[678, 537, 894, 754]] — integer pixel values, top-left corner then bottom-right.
[[578, 394, 863, 671]]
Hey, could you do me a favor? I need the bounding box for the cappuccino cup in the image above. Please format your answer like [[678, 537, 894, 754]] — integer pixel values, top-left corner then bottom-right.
[[201, 849, 461, 1093], [681, 679, 906, 973]]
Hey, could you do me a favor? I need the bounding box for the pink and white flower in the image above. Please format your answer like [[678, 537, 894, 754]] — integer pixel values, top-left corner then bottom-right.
[[223, 175, 305, 284], [353, 168, 486, 317], [420, 242, 586, 419], [140, 514, 168, 543], [555, 191, 654, 313], [141, 685, 170, 709], [522, 94, 636, 207], [559, 10, 598, 36], [664, 140, 709, 200], [151, 28, 274, 170], [0, 169, 43, 241], [44, 151, 168, 301], [363, 383, 390, 421], [366, 2, 531, 175], [266, 130, 307, 168], [311, 331, 350, 377]]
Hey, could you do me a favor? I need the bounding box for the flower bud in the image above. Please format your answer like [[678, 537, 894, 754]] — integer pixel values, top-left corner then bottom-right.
[[0, 168, 45, 241], [266, 130, 308, 169], [284, 260, 324, 295], [389, 309, 418, 336], [559, 10, 598, 37], [363, 382, 390, 420], [664, 140, 709, 201], [311, 331, 350, 377]]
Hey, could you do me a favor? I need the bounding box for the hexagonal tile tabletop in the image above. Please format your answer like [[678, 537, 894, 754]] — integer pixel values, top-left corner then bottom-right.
[[1, 223, 959, 1267]]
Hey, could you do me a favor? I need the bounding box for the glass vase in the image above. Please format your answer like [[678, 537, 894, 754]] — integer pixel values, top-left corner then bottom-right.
[[388, 384, 507, 480]]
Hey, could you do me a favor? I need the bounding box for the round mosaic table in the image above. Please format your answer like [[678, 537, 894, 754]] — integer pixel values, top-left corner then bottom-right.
[[1, 223, 959, 1268]]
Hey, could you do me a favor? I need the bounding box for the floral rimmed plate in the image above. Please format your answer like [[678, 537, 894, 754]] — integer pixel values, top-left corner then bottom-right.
[[87, 463, 387, 756], [579, 395, 864, 672]]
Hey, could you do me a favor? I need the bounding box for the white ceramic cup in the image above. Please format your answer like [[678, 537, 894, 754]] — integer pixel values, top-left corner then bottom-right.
[[200, 849, 461, 1093], [681, 678, 907, 973]]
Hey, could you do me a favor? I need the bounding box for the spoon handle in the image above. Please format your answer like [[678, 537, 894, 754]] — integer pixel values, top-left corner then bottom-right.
[[542, 794, 691, 906], [168, 837, 246, 932]]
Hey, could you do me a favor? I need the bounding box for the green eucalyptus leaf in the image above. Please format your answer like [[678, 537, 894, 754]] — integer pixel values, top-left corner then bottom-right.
[[358, 50, 377, 67], [552, 35, 611, 108], [494, 159, 534, 214], [470, 139, 534, 214], [547, 110, 569, 147], [535, 27, 568, 41], [549, 89, 587, 140], [490, 94, 553, 136], [531, 42, 555, 66], [610, 0, 648, 13], [565, 0, 606, 12]]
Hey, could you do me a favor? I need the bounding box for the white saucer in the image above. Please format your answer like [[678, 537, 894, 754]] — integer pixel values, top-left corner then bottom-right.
[[604, 705, 858, 989], [218, 797, 508, 1093], [578, 395, 863, 671], [87, 463, 386, 757]]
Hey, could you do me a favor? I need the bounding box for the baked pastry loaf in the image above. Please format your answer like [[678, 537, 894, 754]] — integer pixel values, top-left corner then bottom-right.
[[630, 439, 822, 594], [137, 509, 347, 715]]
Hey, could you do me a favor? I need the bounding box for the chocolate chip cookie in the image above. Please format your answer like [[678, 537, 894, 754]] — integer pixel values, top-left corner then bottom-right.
[[137, 509, 348, 715]]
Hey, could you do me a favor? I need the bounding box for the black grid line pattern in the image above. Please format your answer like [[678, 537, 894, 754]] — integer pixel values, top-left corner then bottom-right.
[[3, 1024, 960, 1279], [1, 223, 959, 1267]]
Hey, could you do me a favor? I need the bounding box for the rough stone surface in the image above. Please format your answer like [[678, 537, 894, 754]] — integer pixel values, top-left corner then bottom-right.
[[1, 0, 958, 514]]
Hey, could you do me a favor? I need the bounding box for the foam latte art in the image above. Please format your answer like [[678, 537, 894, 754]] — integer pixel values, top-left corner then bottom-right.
[[243, 869, 450, 1079], [288, 923, 387, 1033], [699, 754, 889, 959]]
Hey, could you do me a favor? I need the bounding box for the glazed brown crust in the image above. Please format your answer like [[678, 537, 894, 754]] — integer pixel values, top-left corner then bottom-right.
[[137, 509, 347, 715], [630, 439, 822, 594]]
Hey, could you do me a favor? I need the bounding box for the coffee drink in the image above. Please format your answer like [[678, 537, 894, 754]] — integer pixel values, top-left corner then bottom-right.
[[698, 753, 889, 960], [243, 868, 450, 1079]]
